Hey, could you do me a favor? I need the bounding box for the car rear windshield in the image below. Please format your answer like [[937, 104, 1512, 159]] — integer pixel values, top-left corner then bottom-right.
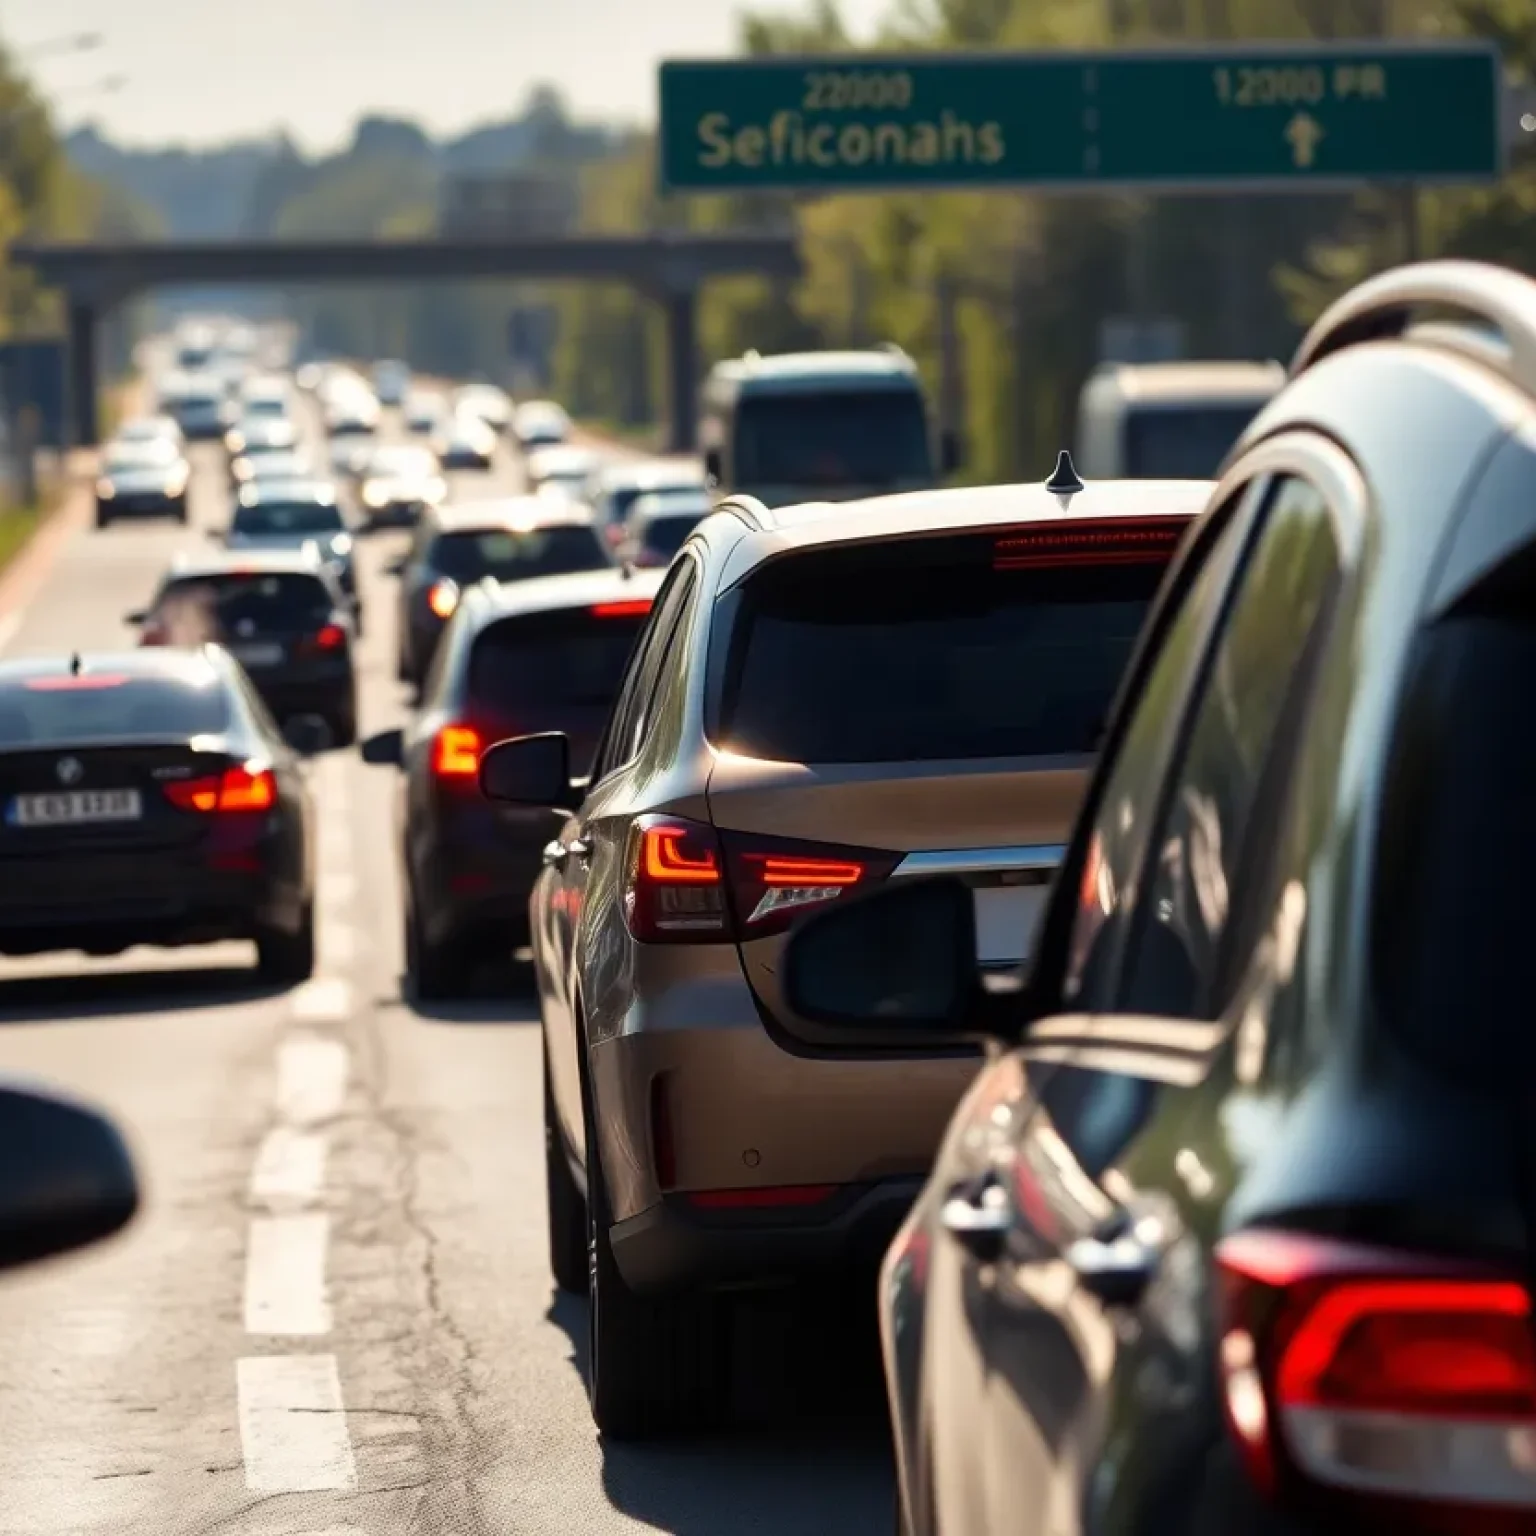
[[734, 389, 933, 487], [466, 610, 647, 717], [1372, 551, 1536, 1087], [1122, 403, 1267, 479], [638, 515, 702, 561], [713, 527, 1180, 763], [158, 572, 334, 634], [232, 503, 344, 536], [428, 526, 606, 583], [606, 479, 703, 524], [0, 675, 230, 746]]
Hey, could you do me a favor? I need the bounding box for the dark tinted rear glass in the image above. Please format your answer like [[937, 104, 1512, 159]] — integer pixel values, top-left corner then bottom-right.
[[429, 526, 606, 583], [232, 502, 344, 536], [1122, 403, 1266, 478], [639, 516, 702, 561], [715, 530, 1175, 763], [734, 389, 933, 487], [158, 572, 334, 634], [0, 674, 230, 746], [466, 611, 647, 718]]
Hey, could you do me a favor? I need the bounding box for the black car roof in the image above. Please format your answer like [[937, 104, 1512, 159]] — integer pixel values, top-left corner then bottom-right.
[[459, 565, 664, 626]]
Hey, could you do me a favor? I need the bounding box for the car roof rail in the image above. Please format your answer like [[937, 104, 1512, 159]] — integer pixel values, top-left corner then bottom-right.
[[1292, 260, 1536, 393], [716, 493, 772, 530]]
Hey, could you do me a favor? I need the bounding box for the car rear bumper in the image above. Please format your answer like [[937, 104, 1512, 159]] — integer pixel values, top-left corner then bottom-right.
[[98, 493, 181, 516]]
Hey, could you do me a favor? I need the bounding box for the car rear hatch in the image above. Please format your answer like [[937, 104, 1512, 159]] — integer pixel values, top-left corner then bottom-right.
[[702, 515, 1190, 1045], [159, 572, 348, 678]]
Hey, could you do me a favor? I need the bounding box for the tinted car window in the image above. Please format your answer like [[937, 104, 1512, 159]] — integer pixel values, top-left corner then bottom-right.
[[1122, 403, 1267, 479], [717, 533, 1173, 764], [428, 526, 606, 584], [467, 612, 649, 719], [0, 675, 230, 745], [638, 516, 703, 562], [735, 390, 933, 486], [157, 572, 334, 636], [232, 503, 344, 536]]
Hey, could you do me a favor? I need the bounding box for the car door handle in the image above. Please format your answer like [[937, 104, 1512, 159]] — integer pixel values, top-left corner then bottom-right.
[[1064, 1230, 1161, 1308], [541, 840, 567, 869], [566, 836, 592, 863], [939, 1177, 1012, 1264]]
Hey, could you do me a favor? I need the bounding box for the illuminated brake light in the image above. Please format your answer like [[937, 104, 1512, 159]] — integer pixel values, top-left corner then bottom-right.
[[23, 673, 130, 691], [590, 599, 653, 618], [428, 579, 459, 619], [432, 724, 481, 777], [1215, 1228, 1536, 1514], [992, 516, 1191, 571], [720, 829, 898, 938], [314, 623, 345, 650], [624, 817, 728, 941], [163, 762, 276, 813]]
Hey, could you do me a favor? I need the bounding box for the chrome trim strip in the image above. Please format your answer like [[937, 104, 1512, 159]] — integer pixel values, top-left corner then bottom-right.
[[892, 844, 1067, 879]]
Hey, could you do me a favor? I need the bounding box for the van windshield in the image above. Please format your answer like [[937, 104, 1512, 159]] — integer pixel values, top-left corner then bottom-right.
[[1122, 402, 1267, 479], [733, 389, 933, 488]]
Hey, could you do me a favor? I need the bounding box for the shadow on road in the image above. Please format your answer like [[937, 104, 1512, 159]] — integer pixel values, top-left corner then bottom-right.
[[0, 962, 288, 1023], [394, 958, 541, 1026], [546, 1284, 896, 1534]]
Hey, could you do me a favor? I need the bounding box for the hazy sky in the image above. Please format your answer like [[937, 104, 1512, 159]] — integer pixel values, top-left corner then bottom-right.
[[3, 0, 893, 150]]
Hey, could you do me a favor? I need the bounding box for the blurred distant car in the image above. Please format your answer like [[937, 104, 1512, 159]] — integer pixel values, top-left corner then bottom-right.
[[238, 375, 293, 423], [0, 647, 317, 978], [433, 414, 497, 472], [131, 548, 359, 747], [392, 497, 611, 689], [295, 361, 327, 393], [584, 456, 708, 553], [226, 412, 299, 459], [325, 388, 380, 436], [166, 374, 235, 441], [357, 445, 446, 529], [404, 391, 443, 434], [224, 479, 359, 624], [455, 384, 513, 434], [619, 488, 713, 568], [237, 448, 314, 487], [115, 414, 185, 452], [512, 399, 570, 449], [96, 437, 191, 529], [373, 359, 411, 407], [525, 443, 599, 501]]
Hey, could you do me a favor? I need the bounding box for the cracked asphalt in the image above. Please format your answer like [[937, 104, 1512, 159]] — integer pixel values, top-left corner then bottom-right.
[[0, 394, 896, 1535]]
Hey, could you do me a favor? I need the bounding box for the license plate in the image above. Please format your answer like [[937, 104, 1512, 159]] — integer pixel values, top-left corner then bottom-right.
[[7, 789, 142, 827], [974, 886, 1049, 964], [233, 642, 284, 666]]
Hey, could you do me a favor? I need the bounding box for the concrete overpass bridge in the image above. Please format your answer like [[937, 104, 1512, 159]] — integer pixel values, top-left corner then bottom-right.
[[12, 231, 803, 449]]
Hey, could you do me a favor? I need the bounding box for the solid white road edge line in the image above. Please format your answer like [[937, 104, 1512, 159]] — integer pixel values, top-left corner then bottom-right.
[[236, 1355, 358, 1493], [275, 1032, 349, 1122], [250, 1126, 328, 1207], [244, 1212, 333, 1336]]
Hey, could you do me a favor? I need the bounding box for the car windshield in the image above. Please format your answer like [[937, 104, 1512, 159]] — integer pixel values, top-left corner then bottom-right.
[[467, 610, 648, 717], [231, 502, 344, 536], [1121, 402, 1268, 478], [429, 525, 606, 583], [715, 530, 1177, 763], [0, 674, 229, 745], [369, 448, 433, 477], [638, 515, 703, 560], [733, 389, 934, 487], [157, 572, 334, 636]]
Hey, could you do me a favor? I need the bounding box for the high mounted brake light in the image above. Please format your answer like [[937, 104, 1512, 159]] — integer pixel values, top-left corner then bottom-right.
[[23, 673, 130, 691], [992, 517, 1191, 571]]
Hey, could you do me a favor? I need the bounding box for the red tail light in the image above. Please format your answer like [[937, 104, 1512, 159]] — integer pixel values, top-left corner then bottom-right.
[[163, 762, 277, 814], [992, 516, 1191, 571], [1216, 1229, 1536, 1524], [313, 623, 345, 650], [591, 599, 653, 618], [621, 815, 897, 944], [432, 723, 481, 778]]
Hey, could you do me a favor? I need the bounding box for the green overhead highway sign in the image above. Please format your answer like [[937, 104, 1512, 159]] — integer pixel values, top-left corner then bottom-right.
[[658, 42, 1503, 193]]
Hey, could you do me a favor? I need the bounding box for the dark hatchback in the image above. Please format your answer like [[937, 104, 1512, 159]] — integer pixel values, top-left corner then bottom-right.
[[131, 551, 359, 746], [392, 499, 611, 690], [383, 566, 661, 997], [0, 649, 315, 978]]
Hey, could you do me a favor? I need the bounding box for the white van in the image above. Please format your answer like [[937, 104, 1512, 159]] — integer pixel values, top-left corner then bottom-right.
[[1075, 360, 1285, 480]]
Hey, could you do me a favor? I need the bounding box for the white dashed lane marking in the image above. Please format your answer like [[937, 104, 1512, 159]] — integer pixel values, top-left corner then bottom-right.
[[250, 1126, 329, 1207], [290, 977, 353, 1023], [244, 1213, 333, 1336], [236, 1355, 358, 1493], [274, 1033, 350, 1123]]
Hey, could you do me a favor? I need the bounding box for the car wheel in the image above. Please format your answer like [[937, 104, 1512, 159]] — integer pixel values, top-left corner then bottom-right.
[[173, 498, 189, 524], [406, 892, 460, 1000], [95, 505, 112, 529], [583, 1092, 729, 1439], [546, 1057, 587, 1294], [328, 706, 357, 749], [256, 901, 315, 983]]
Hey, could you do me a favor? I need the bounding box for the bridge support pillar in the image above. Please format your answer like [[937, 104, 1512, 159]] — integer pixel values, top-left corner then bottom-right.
[[662, 286, 698, 455], [66, 296, 100, 447]]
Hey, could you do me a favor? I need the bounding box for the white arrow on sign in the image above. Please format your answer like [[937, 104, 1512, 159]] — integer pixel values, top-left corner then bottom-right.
[[1284, 111, 1325, 170]]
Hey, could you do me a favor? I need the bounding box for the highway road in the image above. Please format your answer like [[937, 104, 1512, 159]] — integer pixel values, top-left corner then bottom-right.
[[0, 396, 893, 1534]]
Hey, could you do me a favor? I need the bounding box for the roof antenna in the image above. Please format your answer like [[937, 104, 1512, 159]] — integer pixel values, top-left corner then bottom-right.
[[69, 652, 82, 676], [1045, 450, 1084, 498], [619, 559, 635, 581]]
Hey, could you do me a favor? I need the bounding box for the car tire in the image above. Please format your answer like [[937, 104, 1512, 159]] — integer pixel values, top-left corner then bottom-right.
[[256, 901, 315, 983], [546, 1058, 587, 1294], [583, 1093, 729, 1439], [329, 705, 357, 749], [95, 504, 112, 529], [406, 892, 460, 1000], [173, 498, 189, 524]]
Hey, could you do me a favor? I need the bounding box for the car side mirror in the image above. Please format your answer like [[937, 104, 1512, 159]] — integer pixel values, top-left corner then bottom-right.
[[124, 608, 147, 626], [282, 714, 332, 756], [360, 727, 403, 767], [0, 1079, 138, 1274], [479, 732, 572, 807], [703, 448, 722, 487], [783, 876, 985, 1036], [941, 429, 963, 476]]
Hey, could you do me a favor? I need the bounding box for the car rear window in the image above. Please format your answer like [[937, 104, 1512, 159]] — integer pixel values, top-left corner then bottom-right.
[[713, 524, 1184, 764], [466, 609, 648, 718], [0, 675, 230, 746], [157, 572, 334, 635], [638, 515, 702, 561], [428, 526, 606, 584], [232, 502, 344, 536], [1122, 403, 1267, 479]]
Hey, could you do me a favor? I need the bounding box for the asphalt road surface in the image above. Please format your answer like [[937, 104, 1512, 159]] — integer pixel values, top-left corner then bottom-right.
[[0, 394, 894, 1534]]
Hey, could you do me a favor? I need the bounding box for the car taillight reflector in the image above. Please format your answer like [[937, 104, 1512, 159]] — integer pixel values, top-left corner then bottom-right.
[[1216, 1228, 1536, 1518], [432, 724, 481, 777], [992, 516, 1190, 571], [164, 763, 276, 813], [591, 599, 653, 618]]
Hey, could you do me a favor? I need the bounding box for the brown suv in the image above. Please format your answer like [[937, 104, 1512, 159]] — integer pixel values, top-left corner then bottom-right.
[[479, 462, 1212, 1438]]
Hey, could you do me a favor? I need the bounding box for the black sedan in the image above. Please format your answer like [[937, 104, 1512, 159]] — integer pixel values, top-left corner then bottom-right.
[[131, 549, 359, 746], [372, 565, 662, 997], [95, 438, 191, 528], [0, 649, 316, 978]]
